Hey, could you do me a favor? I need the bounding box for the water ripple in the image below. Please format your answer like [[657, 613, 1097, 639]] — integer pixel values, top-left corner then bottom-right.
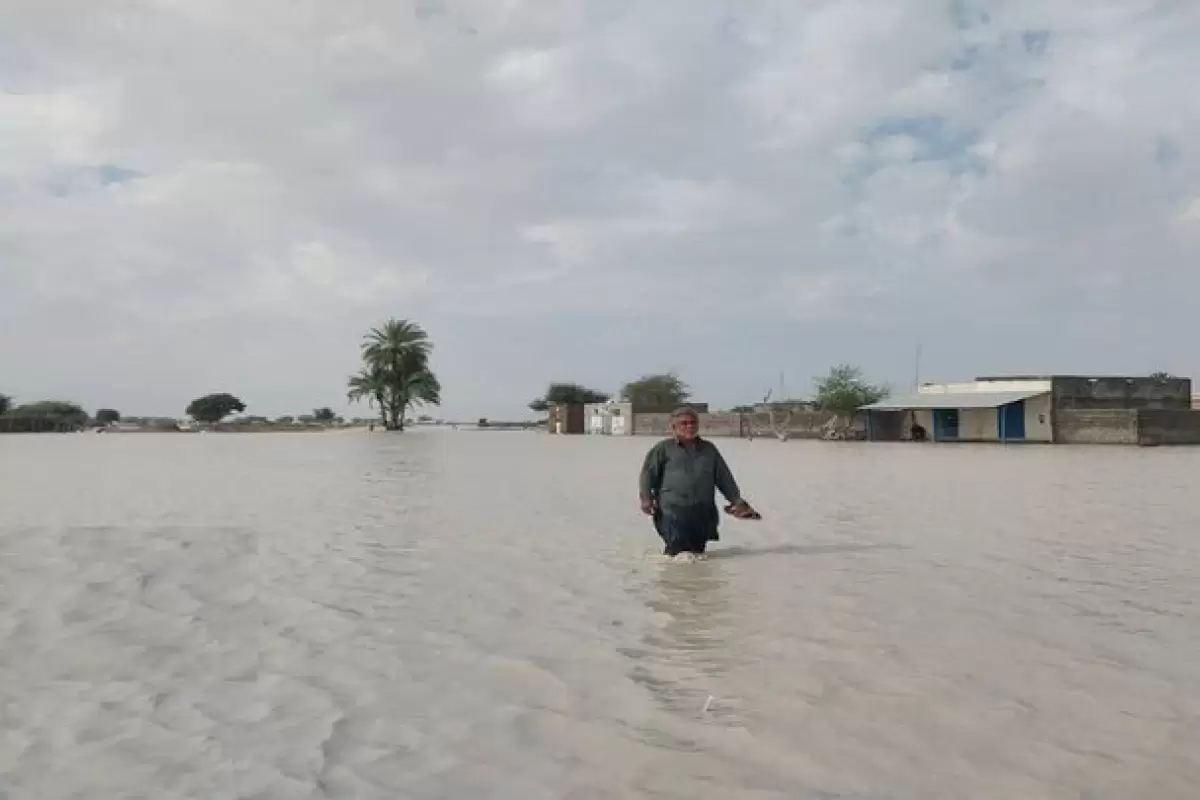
[[0, 432, 1197, 798]]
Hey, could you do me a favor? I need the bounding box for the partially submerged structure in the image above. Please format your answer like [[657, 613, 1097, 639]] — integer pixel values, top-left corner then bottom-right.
[[548, 401, 710, 436], [584, 401, 633, 435], [860, 375, 1199, 445], [545, 402, 585, 434]]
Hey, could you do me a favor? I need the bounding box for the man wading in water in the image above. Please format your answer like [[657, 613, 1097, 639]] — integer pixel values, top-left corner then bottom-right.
[[638, 406, 760, 557]]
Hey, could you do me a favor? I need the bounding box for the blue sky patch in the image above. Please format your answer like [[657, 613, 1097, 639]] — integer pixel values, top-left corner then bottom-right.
[[46, 164, 144, 196], [1021, 30, 1051, 55], [1155, 137, 1181, 166], [839, 115, 985, 192]]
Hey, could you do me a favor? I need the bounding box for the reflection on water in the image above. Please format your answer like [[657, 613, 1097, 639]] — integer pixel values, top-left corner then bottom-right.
[[624, 558, 735, 714]]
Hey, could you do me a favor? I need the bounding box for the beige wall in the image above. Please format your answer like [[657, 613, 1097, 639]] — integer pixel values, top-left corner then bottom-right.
[[958, 408, 995, 441], [1022, 393, 1053, 442], [912, 409, 934, 438], [909, 394, 1052, 443], [633, 411, 742, 437]]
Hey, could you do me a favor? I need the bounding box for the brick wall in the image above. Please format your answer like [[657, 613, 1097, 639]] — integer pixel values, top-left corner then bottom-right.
[[1055, 410, 1138, 444], [1136, 409, 1200, 445]]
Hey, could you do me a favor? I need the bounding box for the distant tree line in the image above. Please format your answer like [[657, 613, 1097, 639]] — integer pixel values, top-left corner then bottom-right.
[[526, 364, 890, 418], [0, 398, 90, 433], [0, 392, 352, 432], [528, 371, 693, 413]]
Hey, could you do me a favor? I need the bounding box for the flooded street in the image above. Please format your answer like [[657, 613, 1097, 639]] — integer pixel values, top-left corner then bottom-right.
[[1, 430, 1199, 799]]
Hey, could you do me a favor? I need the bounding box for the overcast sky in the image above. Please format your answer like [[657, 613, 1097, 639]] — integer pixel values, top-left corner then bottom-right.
[[2, 0, 1197, 421]]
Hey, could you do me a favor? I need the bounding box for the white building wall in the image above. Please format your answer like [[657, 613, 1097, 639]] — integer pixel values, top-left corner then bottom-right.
[[909, 394, 1053, 443], [1023, 393, 1053, 442], [583, 402, 633, 435], [913, 408, 934, 437], [608, 403, 632, 435]]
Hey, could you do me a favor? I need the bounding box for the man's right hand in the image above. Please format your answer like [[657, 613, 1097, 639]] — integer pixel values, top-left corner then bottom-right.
[[640, 498, 658, 516]]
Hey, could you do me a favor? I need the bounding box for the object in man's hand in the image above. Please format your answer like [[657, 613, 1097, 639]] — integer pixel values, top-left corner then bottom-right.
[[724, 502, 762, 520]]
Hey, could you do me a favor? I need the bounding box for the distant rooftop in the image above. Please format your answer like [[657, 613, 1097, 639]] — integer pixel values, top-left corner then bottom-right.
[[974, 374, 1189, 381]]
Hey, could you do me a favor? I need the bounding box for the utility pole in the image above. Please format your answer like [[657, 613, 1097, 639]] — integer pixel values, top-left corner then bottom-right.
[[913, 344, 923, 391]]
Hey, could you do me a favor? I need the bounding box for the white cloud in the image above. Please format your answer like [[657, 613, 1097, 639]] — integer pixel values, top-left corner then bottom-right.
[[1, 0, 1198, 418]]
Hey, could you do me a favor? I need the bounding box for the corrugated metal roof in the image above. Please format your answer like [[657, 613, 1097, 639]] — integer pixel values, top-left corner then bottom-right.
[[860, 389, 1049, 411]]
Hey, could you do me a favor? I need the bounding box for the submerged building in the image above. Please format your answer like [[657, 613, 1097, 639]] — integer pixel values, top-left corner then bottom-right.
[[860, 375, 1199, 445]]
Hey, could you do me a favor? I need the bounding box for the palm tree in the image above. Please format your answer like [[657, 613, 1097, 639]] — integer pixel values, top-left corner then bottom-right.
[[351, 318, 441, 430], [398, 352, 441, 412], [347, 365, 390, 428]]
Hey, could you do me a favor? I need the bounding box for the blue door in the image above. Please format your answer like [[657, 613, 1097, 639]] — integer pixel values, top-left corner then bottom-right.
[[998, 401, 1026, 441], [933, 409, 959, 440]]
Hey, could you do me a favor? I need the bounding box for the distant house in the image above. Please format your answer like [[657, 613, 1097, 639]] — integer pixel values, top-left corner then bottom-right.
[[584, 401, 633, 435], [860, 374, 1197, 445]]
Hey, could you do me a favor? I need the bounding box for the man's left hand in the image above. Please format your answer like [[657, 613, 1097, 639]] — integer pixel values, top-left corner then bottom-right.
[[725, 500, 762, 520]]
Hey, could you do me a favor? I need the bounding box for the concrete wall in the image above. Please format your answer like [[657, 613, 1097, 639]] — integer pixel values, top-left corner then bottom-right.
[[1051, 376, 1193, 411], [912, 409, 934, 440], [743, 410, 835, 439], [632, 402, 709, 414], [1022, 393, 1054, 442], [633, 411, 741, 437], [1137, 409, 1200, 445], [630, 410, 833, 438], [631, 412, 672, 436], [1056, 410, 1139, 444]]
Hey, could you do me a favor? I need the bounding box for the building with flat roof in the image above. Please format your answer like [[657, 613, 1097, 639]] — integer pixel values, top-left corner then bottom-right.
[[861, 374, 1196, 444]]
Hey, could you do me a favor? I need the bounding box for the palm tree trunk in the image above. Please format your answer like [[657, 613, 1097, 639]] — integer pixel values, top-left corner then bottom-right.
[[395, 394, 409, 430], [374, 392, 389, 429], [383, 390, 402, 431]]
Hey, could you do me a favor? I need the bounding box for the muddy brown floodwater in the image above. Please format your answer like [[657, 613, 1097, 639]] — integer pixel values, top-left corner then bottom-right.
[[1, 429, 1198, 799]]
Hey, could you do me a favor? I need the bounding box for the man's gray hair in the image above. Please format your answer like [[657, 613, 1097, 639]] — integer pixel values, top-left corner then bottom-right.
[[670, 405, 699, 420]]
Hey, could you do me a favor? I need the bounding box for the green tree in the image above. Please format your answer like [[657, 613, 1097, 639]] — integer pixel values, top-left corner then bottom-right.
[[95, 408, 121, 426], [620, 372, 690, 410], [813, 364, 888, 416], [529, 382, 609, 412], [347, 364, 389, 427], [313, 407, 335, 422], [2, 400, 89, 432], [0, 393, 10, 417], [186, 393, 247, 424], [350, 318, 441, 430]]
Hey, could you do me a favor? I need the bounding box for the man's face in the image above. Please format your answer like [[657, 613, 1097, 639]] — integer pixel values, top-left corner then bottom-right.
[[672, 413, 699, 441]]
